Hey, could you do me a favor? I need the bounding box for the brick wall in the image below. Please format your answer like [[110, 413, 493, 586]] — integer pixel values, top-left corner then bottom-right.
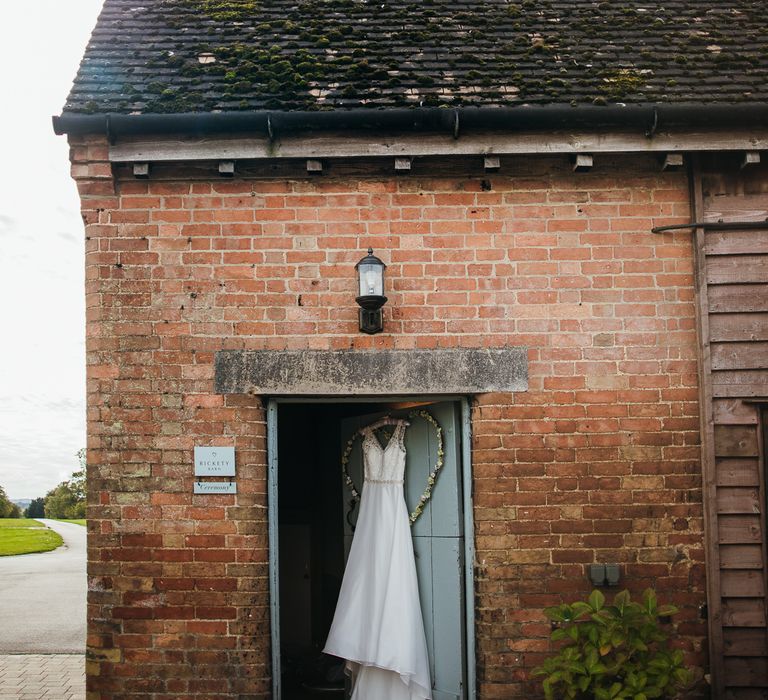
[[71, 135, 707, 699]]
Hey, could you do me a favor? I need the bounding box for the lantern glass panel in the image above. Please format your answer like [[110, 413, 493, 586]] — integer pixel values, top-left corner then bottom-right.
[[357, 262, 384, 297]]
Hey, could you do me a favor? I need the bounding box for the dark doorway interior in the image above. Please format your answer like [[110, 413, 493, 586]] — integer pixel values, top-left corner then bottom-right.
[[277, 402, 382, 700], [276, 398, 463, 700]]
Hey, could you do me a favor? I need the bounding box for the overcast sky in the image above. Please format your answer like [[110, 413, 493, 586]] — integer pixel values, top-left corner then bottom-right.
[[0, 1, 105, 500]]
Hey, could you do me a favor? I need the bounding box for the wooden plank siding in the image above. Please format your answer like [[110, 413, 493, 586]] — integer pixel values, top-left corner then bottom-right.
[[699, 160, 768, 694], [709, 286, 768, 314]]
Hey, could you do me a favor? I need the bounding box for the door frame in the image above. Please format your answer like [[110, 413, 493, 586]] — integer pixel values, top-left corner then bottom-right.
[[266, 396, 476, 700]]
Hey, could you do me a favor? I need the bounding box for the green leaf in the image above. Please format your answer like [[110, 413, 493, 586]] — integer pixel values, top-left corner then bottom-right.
[[594, 608, 615, 624], [611, 631, 626, 647], [656, 604, 678, 617], [586, 647, 599, 667], [642, 588, 657, 615], [544, 605, 567, 622], [545, 604, 575, 622], [589, 589, 606, 611], [592, 662, 607, 675], [571, 602, 593, 618], [614, 589, 631, 612]]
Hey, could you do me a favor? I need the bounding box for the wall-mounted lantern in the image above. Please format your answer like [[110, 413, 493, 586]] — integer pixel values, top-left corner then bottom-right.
[[355, 248, 387, 334]]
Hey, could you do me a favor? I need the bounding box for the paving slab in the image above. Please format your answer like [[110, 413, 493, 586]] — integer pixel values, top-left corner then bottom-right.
[[0, 654, 84, 699]]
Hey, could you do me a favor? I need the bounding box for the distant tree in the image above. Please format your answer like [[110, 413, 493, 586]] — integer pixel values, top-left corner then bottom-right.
[[44, 478, 86, 519], [44, 450, 87, 519], [0, 486, 20, 518], [25, 497, 46, 519]]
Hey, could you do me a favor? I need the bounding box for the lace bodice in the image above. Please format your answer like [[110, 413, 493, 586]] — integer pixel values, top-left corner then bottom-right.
[[362, 420, 407, 484]]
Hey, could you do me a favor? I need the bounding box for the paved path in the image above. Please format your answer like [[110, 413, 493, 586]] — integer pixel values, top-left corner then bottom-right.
[[0, 654, 84, 699], [0, 520, 86, 653]]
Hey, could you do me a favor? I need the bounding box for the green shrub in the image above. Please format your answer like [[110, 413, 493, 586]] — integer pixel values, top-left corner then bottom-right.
[[532, 588, 694, 700]]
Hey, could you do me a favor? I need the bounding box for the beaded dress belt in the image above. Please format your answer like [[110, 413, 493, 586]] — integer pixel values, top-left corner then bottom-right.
[[366, 479, 404, 484]]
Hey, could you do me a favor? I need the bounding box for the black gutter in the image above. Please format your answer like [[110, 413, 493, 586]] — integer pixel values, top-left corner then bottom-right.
[[52, 103, 768, 139]]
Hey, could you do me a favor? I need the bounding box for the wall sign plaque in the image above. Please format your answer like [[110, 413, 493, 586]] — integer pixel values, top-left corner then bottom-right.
[[194, 481, 237, 495], [194, 446, 236, 476]]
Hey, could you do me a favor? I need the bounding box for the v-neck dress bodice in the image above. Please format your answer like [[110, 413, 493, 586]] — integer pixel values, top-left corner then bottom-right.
[[361, 421, 407, 483], [324, 419, 432, 700]]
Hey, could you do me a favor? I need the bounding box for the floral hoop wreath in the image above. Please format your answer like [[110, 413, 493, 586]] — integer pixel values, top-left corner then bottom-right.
[[341, 409, 444, 526]]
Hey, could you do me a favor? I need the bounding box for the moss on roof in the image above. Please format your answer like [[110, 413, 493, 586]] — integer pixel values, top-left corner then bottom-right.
[[64, 0, 768, 114]]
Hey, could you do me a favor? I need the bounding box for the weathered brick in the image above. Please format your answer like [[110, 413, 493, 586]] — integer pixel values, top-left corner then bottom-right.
[[72, 139, 705, 699]]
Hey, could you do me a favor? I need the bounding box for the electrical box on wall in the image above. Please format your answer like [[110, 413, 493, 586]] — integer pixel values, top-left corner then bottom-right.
[[588, 564, 621, 587]]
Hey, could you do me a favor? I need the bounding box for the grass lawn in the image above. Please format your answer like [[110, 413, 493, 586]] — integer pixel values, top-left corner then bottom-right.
[[54, 519, 86, 526], [0, 518, 45, 529], [0, 519, 63, 556]]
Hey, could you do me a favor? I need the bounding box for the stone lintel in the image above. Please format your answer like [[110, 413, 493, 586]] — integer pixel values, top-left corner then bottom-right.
[[214, 348, 528, 396]]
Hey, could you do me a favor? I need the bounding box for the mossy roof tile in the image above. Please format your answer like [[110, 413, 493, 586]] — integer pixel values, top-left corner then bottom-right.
[[63, 0, 768, 114]]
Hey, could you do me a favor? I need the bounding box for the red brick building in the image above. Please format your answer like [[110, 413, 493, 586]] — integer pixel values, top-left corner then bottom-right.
[[56, 2, 768, 698]]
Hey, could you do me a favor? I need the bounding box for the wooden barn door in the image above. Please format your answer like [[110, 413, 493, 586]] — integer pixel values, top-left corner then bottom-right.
[[340, 401, 467, 700], [694, 161, 768, 698]]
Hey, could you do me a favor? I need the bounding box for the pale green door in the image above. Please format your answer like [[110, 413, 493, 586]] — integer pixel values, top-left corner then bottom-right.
[[340, 401, 467, 700]]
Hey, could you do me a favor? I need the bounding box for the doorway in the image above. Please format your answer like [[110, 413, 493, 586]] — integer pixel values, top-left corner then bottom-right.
[[267, 398, 475, 700]]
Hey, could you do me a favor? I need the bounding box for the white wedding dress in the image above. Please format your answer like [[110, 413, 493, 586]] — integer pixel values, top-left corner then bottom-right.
[[324, 419, 432, 700]]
